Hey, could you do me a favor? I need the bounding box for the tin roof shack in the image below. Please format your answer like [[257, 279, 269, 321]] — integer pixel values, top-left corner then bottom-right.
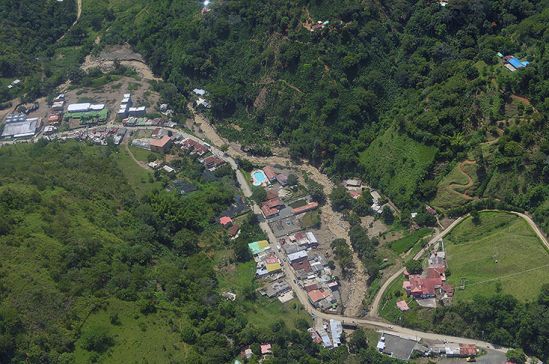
[[329, 320, 343, 347], [150, 135, 172, 153]]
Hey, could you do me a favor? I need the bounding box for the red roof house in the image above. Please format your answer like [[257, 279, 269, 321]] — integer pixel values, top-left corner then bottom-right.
[[228, 224, 240, 238], [219, 216, 233, 226], [292, 202, 319, 215], [260, 343, 272, 355], [459, 344, 477, 357], [263, 166, 277, 181], [150, 135, 172, 153], [203, 155, 225, 170]]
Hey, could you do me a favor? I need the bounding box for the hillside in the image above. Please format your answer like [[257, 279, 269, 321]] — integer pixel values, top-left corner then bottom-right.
[[0, 141, 402, 363], [89, 0, 548, 227]]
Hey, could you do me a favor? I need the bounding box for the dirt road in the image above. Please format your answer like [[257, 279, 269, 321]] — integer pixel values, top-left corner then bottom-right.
[[57, 0, 82, 43], [190, 104, 369, 316], [369, 209, 548, 317]]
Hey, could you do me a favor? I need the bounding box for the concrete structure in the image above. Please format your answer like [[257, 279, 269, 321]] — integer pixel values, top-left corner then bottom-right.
[[2, 115, 40, 139], [150, 135, 172, 153]]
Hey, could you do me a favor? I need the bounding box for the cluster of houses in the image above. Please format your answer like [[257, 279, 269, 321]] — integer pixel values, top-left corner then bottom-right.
[[344, 179, 386, 214], [254, 165, 318, 222], [376, 332, 478, 361], [178, 137, 226, 171], [497, 52, 529, 72], [192, 88, 211, 109], [279, 231, 341, 312], [308, 319, 343, 349], [238, 343, 273, 362], [46, 126, 127, 145], [117, 93, 146, 118], [401, 247, 453, 308]]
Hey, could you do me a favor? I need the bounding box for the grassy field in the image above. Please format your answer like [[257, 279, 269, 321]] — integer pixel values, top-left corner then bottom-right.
[[216, 258, 311, 331], [445, 211, 549, 301], [359, 127, 437, 206], [432, 161, 478, 211], [74, 299, 192, 363], [114, 148, 162, 196], [389, 228, 432, 254]]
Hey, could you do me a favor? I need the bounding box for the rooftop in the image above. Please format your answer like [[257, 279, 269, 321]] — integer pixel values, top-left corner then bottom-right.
[[150, 135, 172, 148]]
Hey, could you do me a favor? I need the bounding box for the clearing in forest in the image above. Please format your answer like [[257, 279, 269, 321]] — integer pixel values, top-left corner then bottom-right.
[[359, 127, 437, 206], [445, 211, 549, 301], [432, 160, 478, 211]]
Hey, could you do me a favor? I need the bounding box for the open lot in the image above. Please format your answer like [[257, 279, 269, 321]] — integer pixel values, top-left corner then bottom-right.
[[74, 298, 191, 363], [445, 211, 549, 301]]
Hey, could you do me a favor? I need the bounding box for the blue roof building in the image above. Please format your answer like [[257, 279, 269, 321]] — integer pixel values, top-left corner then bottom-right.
[[507, 57, 529, 69]]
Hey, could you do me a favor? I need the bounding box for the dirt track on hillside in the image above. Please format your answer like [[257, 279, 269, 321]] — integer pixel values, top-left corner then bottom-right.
[[448, 160, 476, 200]]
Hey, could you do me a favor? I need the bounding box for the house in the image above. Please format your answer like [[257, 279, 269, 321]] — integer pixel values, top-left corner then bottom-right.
[[193, 88, 206, 96], [287, 250, 308, 263], [276, 173, 288, 186], [306, 232, 319, 247], [150, 135, 172, 153], [307, 289, 331, 306], [248, 240, 270, 255], [260, 344, 272, 355], [181, 138, 209, 155], [263, 166, 277, 181], [148, 161, 162, 169], [504, 56, 529, 72], [128, 106, 146, 117], [67, 103, 91, 112], [403, 268, 453, 299], [203, 155, 225, 170], [329, 320, 343, 347], [51, 101, 64, 111], [220, 195, 249, 218], [344, 179, 362, 188], [228, 224, 240, 239], [460, 344, 477, 357], [48, 114, 61, 123], [219, 216, 233, 227], [261, 198, 284, 219], [152, 128, 168, 139], [162, 165, 175, 175], [396, 300, 410, 311], [292, 202, 319, 215], [242, 348, 253, 359], [195, 97, 210, 109]]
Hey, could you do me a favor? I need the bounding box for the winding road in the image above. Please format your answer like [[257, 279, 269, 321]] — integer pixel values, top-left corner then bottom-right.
[[182, 111, 548, 354]]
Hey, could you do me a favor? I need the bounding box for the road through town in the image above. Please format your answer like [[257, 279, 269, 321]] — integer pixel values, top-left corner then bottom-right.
[[10, 120, 546, 357]]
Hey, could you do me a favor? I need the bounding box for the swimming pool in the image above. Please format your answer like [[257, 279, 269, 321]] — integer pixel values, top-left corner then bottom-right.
[[252, 170, 268, 186]]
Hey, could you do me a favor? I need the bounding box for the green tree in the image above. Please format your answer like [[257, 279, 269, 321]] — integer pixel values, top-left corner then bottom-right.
[[251, 187, 267, 204], [506, 348, 526, 364], [406, 260, 423, 274], [382, 207, 394, 225], [331, 187, 353, 212], [81, 326, 114, 353]]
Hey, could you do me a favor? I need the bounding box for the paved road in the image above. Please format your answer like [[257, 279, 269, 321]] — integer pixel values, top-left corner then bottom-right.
[[8, 123, 543, 356]]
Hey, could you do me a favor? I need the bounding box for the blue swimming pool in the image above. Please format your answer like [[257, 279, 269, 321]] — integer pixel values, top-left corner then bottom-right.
[[252, 170, 267, 186]]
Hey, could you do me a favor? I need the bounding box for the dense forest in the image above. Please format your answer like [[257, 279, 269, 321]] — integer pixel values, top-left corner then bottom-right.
[[0, 0, 76, 78], [95, 0, 548, 229], [0, 141, 405, 363]]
